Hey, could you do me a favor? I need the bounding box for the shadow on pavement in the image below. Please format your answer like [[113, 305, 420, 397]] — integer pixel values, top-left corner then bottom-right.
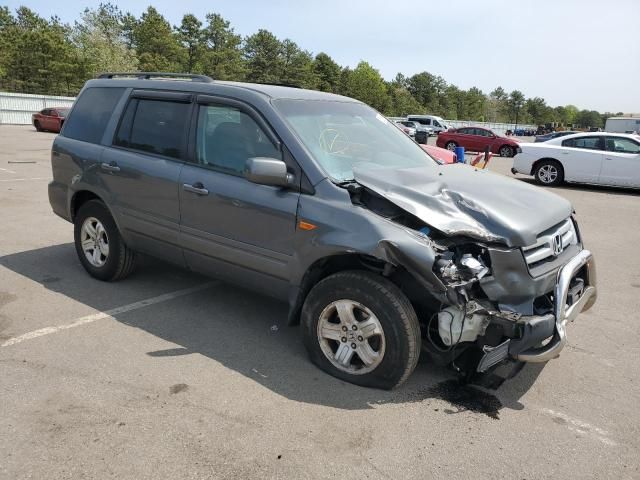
[[1, 242, 543, 412]]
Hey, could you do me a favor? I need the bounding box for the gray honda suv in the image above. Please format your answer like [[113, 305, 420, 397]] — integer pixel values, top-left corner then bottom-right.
[[48, 73, 597, 389]]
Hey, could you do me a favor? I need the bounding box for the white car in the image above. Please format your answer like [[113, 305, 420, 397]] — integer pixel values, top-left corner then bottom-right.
[[512, 132, 640, 188]]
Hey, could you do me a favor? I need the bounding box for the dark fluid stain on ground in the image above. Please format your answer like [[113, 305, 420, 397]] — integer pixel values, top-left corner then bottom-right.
[[169, 383, 189, 394], [423, 379, 502, 420], [631, 283, 640, 289]]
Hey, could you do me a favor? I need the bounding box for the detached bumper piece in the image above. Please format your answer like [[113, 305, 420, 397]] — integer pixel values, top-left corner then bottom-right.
[[476, 249, 596, 371]]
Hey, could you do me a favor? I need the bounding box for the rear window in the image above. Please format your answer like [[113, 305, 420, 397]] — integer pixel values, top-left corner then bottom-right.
[[63, 87, 125, 144]]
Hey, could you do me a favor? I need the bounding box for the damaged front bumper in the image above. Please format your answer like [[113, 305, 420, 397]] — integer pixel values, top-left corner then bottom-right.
[[514, 249, 597, 363], [478, 249, 596, 371]]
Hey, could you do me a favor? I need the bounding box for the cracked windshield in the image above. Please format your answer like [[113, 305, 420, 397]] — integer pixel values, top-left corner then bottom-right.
[[275, 99, 436, 182]]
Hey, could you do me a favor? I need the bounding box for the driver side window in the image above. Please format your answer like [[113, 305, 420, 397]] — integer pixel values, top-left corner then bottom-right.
[[196, 105, 281, 176]]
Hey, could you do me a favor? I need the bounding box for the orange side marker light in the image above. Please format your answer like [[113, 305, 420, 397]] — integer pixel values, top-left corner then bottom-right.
[[298, 220, 317, 231]]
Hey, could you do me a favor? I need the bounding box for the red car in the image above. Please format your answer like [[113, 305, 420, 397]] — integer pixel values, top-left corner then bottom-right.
[[436, 126, 521, 157], [420, 144, 456, 164], [32, 107, 70, 133]]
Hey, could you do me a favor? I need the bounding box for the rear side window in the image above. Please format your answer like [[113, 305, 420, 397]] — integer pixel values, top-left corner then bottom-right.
[[63, 87, 125, 144], [562, 136, 603, 150], [114, 99, 191, 159]]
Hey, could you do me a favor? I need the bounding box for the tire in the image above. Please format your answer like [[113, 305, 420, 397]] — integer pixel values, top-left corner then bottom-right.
[[534, 160, 564, 187], [499, 145, 515, 157], [34, 121, 42, 132], [301, 270, 421, 390], [73, 200, 136, 281], [445, 141, 457, 151]]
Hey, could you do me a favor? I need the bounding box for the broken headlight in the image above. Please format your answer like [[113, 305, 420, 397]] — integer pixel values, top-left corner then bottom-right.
[[434, 249, 490, 287]]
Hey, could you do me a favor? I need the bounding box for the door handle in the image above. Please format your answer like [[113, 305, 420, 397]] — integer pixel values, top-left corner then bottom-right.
[[183, 182, 209, 196], [605, 157, 613, 161], [100, 162, 120, 172]]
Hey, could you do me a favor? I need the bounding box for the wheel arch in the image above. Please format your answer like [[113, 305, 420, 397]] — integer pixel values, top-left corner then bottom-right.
[[70, 190, 104, 221], [287, 252, 441, 326]]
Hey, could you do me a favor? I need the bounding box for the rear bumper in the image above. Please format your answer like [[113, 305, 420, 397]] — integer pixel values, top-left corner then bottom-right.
[[515, 249, 597, 363], [48, 180, 72, 222]]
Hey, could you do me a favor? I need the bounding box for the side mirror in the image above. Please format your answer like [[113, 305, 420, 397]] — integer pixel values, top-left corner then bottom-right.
[[245, 157, 294, 188]]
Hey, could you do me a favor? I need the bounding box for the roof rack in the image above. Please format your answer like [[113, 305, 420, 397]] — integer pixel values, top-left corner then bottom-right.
[[97, 72, 214, 83]]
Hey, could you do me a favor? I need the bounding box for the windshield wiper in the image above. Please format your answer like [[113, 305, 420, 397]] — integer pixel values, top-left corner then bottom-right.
[[336, 179, 357, 186]]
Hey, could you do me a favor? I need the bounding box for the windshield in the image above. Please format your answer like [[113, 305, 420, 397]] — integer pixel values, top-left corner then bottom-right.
[[274, 100, 436, 182]]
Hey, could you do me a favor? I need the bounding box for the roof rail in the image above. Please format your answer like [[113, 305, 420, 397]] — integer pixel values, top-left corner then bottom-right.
[[97, 72, 214, 83]]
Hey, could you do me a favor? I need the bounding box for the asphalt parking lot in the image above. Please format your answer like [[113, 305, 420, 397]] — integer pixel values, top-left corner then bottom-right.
[[1, 125, 639, 479]]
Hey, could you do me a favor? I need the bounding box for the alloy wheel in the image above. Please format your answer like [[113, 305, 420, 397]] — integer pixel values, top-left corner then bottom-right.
[[317, 299, 386, 375], [80, 216, 110, 267], [538, 164, 558, 184]]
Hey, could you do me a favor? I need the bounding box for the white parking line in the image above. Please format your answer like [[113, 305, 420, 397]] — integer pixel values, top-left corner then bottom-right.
[[540, 407, 617, 446], [1, 281, 217, 348], [0, 167, 17, 174], [0, 177, 49, 182]]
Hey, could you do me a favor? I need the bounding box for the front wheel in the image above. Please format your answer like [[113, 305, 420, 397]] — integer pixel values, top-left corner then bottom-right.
[[534, 160, 564, 186], [34, 121, 42, 132], [74, 200, 136, 281], [445, 141, 457, 151], [301, 271, 421, 390]]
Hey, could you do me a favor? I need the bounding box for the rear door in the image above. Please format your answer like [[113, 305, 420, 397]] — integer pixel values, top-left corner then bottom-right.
[[178, 96, 300, 298], [558, 136, 604, 183], [99, 90, 192, 265], [599, 136, 640, 187]]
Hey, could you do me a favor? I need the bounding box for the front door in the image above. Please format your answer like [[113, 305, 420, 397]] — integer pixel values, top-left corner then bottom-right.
[[599, 136, 640, 187], [179, 99, 300, 298], [99, 91, 192, 265]]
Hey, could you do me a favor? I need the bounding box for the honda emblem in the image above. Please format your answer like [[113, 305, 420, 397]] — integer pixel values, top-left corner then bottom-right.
[[552, 233, 563, 256]]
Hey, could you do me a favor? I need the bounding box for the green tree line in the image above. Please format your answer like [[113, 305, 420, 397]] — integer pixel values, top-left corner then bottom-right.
[[0, 4, 620, 127]]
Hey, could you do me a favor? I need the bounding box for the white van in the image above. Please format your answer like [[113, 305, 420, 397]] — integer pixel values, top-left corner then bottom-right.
[[605, 117, 640, 134], [407, 115, 450, 134]]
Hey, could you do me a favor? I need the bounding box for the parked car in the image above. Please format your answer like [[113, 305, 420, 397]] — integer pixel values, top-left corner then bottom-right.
[[394, 121, 416, 137], [32, 107, 70, 133], [407, 115, 450, 134], [534, 131, 577, 143], [436, 126, 521, 157], [512, 132, 640, 188], [49, 72, 597, 389], [420, 144, 456, 164]]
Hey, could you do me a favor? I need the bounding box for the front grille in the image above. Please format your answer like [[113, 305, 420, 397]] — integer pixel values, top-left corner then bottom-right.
[[522, 218, 578, 268]]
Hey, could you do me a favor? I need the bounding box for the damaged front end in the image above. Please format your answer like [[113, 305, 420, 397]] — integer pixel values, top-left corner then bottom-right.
[[427, 240, 597, 375], [348, 165, 597, 379]]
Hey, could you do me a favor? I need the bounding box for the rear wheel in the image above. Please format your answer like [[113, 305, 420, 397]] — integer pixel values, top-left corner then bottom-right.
[[301, 271, 421, 390], [534, 160, 564, 186], [499, 145, 515, 157], [445, 141, 457, 151], [74, 200, 136, 281]]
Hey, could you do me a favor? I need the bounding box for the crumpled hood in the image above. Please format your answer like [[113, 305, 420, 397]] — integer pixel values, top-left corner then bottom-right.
[[353, 163, 573, 247]]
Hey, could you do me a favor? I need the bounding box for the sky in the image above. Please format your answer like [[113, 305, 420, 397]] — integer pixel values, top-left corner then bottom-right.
[[4, 0, 640, 112]]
